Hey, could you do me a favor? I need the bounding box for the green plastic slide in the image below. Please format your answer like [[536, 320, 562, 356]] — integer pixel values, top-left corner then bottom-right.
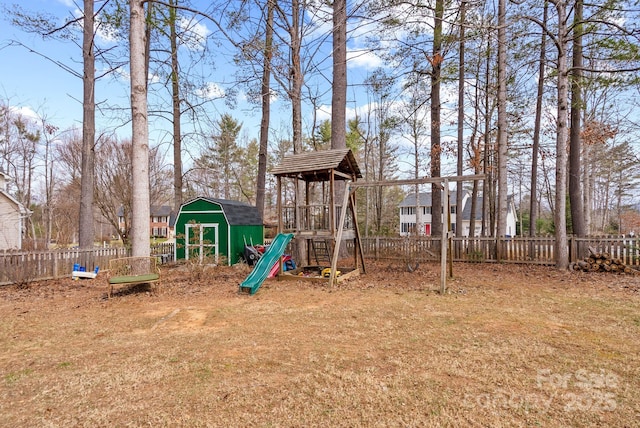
[[239, 233, 294, 295]]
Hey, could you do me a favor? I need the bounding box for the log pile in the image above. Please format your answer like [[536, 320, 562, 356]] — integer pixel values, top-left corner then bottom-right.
[[572, 247, 638, 274]]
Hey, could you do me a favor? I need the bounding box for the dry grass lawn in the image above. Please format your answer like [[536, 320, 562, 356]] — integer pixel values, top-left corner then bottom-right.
[[1, 261, 639, 427]]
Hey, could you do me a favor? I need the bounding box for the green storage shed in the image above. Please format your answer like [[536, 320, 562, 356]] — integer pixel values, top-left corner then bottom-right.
[[174, 197, 263, 265]]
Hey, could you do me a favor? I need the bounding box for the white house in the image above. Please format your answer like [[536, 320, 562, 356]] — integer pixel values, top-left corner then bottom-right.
[[399, 191, 463, 236], [459, 195, 518, 237], [399, 191, 517, 237], [0, 170, 31, 250]]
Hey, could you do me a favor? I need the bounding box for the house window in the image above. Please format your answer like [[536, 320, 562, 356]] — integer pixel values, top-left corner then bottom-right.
[[401, 207, 416, 215], [424, 206, 431, 215], [451, 206, 456, 214], [401, 222, 416, 234], [151, 227, 167, 237]]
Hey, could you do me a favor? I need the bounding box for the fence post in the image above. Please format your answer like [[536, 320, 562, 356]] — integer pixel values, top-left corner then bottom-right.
[[53, 251, 58, 279], [568, 235, 575, 263]]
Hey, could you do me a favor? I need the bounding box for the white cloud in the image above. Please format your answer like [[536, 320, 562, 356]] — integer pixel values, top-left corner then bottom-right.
[[347, 49, 382, 70], [315, 104, 331, 123], [304, 1, 333, 39], [196, 82, 225, 100], [10, 105, 40, 122], [179, 17, 211, 51], [314, 101, 384, 124]]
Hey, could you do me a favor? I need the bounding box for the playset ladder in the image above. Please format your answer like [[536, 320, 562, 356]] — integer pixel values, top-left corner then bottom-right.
[[311, 239, 332, 265]]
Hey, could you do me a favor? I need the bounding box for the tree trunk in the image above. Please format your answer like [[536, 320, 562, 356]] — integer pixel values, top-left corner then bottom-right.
[[288, 0, 305, 263], [170, 0, 183, 214], [130, 0, 151, 258], [530, 2, 548, 237], [552, 0, 569, 269], [331, 0, 347, 150], [331, 0, 348, 255], [496, 0, 508, 240], [430, 0, 443, 237], [79, 0, 95, 249], [256, 0, 274, 219], [482, 30, 491, 237], [569, 0, 585, 237], [290, 0, 303, 154], [455, 0, 466, 238], [583, 139, 591, 233]]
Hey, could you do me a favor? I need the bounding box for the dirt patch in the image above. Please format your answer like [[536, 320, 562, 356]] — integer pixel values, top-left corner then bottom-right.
[[1, 262, 639, 427]]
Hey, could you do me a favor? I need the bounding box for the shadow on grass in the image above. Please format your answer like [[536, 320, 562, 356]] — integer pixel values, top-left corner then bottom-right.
[[106, 282, 159, 299]]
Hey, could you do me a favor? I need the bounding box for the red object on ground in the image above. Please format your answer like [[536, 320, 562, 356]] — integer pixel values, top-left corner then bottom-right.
[[267, 255, 292, 278]]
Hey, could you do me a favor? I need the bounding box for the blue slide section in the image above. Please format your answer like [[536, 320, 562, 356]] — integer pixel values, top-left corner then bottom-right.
[[239, 233, 294, 295]]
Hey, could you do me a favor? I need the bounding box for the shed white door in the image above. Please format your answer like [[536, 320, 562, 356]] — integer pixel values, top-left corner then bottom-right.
[[185, 223, 219, 264]]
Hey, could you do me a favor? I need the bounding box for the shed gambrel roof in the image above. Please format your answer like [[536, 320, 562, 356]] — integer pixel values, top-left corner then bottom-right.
[[270, 148, 362, 181], [184, 197, 263, 225]]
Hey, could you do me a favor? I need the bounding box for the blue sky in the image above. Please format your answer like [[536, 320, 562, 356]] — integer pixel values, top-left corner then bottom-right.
[[0, 0, 89, 130], [0, 1, 388, 146], [0, 1, 468, 180]]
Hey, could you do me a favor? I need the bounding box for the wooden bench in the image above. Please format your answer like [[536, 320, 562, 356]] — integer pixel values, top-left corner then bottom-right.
[[107, 256, 160, 298]]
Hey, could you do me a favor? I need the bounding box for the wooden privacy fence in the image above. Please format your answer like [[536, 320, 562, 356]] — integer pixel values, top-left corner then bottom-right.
[[351, 235, 640, 267], [2, 237, 640, 285], [0, 243, 175, 286]]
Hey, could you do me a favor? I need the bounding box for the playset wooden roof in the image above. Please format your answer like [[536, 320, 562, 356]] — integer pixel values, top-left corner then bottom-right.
[[270, 148, 362, 181]]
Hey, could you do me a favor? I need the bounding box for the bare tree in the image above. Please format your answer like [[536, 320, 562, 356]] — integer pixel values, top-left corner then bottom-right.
[[38, 115, 60, 249], [169, 0, 183, 214], [256, 0, 274, 219], [331, 0, 347, 151], [78, 0, 96, 249], [569, 0, 585, 237], [529, 2, 548, 237], [272, 0, 304, 154], [549, 0, 570, 269], [5, 1, 121, 247], [130, 0, 151, 258], [455, 0, 466, 238], [429, 0, 444, 237], [496, 0, 508, 241], [93, 137, 171, 244]]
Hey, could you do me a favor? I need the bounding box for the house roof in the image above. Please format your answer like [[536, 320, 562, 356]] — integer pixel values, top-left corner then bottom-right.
[[399, 191, 464, 207], [0, 170, 31, 216], [0, 189, 31, 216], [270, 148, 362, 181], [151, 205, 172, 217], [186, 197, 263, 225], [118, 205, 173, 217], [461, 197, 483, 221], [460, 195, 515, 221]]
